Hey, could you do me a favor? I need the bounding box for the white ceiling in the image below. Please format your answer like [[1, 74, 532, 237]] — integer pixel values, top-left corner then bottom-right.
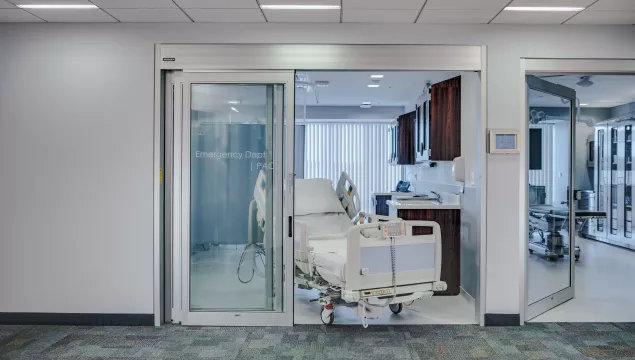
[[1, 0, 634, 24], [530, 75, 635, 108], [296, 71, 459, 106]]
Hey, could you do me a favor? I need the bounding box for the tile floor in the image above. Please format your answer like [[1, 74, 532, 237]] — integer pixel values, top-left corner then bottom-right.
[[531, 236, 635, 322], [185, 233, 635, 324], [294, 287, 476, 325], [188, 246, 477, 325]]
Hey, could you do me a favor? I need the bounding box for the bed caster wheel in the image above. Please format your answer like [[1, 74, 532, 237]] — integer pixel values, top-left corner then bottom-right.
[[529, 249, 534, 254], [321, 308, 334, 325], [389, 303, 403, 314], [575, 256, 580, 261]]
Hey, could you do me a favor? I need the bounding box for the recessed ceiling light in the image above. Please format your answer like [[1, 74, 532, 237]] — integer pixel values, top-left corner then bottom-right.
[[17, 4, 98, 9], [230, 107, 239, 113], [370, 75, 384, 79], [504, 6, 584, 11], [228, 100, 240, 105], [580, 103, 589, 106], [260, 5, 341, 10], [368, 84, 380, 88]]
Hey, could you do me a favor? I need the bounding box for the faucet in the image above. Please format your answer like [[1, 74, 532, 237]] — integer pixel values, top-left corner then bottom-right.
[[429, 191, 442, 203]]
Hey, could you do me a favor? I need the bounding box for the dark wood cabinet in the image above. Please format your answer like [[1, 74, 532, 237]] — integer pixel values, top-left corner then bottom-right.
[[430, 76, 461, 161], [374, 195, 392, 216], [396, 208, 460, 296], [391, 111, 416, 165]]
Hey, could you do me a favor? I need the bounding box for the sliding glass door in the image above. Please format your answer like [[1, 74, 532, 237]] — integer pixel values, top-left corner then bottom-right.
[[171, 72, 294, 326]]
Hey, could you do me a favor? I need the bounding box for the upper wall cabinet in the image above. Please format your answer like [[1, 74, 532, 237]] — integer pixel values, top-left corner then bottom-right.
[[430, 76, 462, 161], [390, 111, 417, 165], [389, 76, 462, 165]]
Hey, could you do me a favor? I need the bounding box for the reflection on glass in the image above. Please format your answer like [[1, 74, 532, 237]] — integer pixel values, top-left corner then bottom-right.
[[527, 88, 572, 305], [189, 84, 281, 311]]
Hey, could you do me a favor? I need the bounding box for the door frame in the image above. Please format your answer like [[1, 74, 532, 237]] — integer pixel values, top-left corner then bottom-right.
[[519, 58, 635, 324], [154, 44, 488, 326]]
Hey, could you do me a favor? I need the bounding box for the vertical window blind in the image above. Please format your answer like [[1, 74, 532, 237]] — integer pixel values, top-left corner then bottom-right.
[[304, 123, 402, 213]]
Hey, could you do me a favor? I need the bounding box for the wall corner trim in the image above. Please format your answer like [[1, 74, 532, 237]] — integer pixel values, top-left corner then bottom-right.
[[0, 313, 154, 326], [484, 313, 520, 326]]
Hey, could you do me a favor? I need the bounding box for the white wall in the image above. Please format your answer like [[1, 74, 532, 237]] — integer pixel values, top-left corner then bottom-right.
[[0, 23, 634, 316]]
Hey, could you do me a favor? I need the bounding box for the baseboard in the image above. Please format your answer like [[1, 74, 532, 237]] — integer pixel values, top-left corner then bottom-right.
[[484, 313, 520, 326], [0, 313, 154, 326]]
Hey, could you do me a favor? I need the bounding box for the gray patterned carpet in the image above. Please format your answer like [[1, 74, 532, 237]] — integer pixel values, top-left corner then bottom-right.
[[2, 323, 635, 359]]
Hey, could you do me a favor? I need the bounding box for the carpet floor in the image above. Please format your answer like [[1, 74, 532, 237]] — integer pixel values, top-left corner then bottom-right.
[[2, 323, 635, 359]]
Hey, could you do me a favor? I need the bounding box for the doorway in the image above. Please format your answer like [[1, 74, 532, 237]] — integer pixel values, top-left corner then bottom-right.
[[155, 44, 486, 327], [522, 59, 635, 323]]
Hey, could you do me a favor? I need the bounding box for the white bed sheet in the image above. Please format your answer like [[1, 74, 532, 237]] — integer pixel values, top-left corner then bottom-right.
[[308, 238, 347, 286]]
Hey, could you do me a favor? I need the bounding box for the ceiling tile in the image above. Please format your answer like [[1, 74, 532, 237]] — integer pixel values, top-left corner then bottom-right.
[[343, 0, 425, 10], [259, 0, 339, 5], [27, 8, 117, 21], [507, 0, 596, 7], [9, 0, 93, 4], [90, 0, 178, 9], [588, 0, 635, 11], [174, 0, 258, 8], [566, 10, 635, 24], [424, 0, 510, 10], [184, 8, 264, 22], [0, 1, 16, 8], [343, 9, 417, 22], [0, 9, 43, 21], [491, 9, 577, 23], [107, 8, 190, 22], [417, 9, 499, 23], [263, 9, 340, 22]]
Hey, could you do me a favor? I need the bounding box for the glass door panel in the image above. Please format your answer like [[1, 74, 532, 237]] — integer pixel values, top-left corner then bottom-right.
[[526, 75, 577, 320], [175, 72, 294, 326]]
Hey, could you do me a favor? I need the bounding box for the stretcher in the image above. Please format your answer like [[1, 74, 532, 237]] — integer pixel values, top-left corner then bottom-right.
[[528, 205, 606, 261]]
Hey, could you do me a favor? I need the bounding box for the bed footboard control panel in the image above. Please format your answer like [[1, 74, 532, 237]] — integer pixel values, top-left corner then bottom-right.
[[382, 222, 406, 237]]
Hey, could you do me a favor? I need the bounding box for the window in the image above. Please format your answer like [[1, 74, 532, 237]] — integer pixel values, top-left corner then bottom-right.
[[303, 123, 402, 213]]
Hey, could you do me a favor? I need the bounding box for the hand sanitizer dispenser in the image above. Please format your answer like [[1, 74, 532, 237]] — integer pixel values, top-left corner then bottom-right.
[[453, 157, 466, 194], [452, 156, 465, 182]]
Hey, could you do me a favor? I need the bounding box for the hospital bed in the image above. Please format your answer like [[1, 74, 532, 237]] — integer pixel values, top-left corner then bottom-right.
[[294, 172, 447, 327], [528, 205, 606, 261]]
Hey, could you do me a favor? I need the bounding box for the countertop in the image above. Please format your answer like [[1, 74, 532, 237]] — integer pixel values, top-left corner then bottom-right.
[[373, 191, 412, 196], [386, 193, 461, 210]]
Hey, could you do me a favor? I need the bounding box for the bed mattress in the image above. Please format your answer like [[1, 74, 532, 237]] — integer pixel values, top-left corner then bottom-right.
[[309, 238, 348, 286]]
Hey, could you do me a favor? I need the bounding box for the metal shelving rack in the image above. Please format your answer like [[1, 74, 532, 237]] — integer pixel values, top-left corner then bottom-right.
[[584, 113, 635, 250], [611, 127, 618, 235], [597, 129, 606, 232], [625, 125, 632, 238]]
